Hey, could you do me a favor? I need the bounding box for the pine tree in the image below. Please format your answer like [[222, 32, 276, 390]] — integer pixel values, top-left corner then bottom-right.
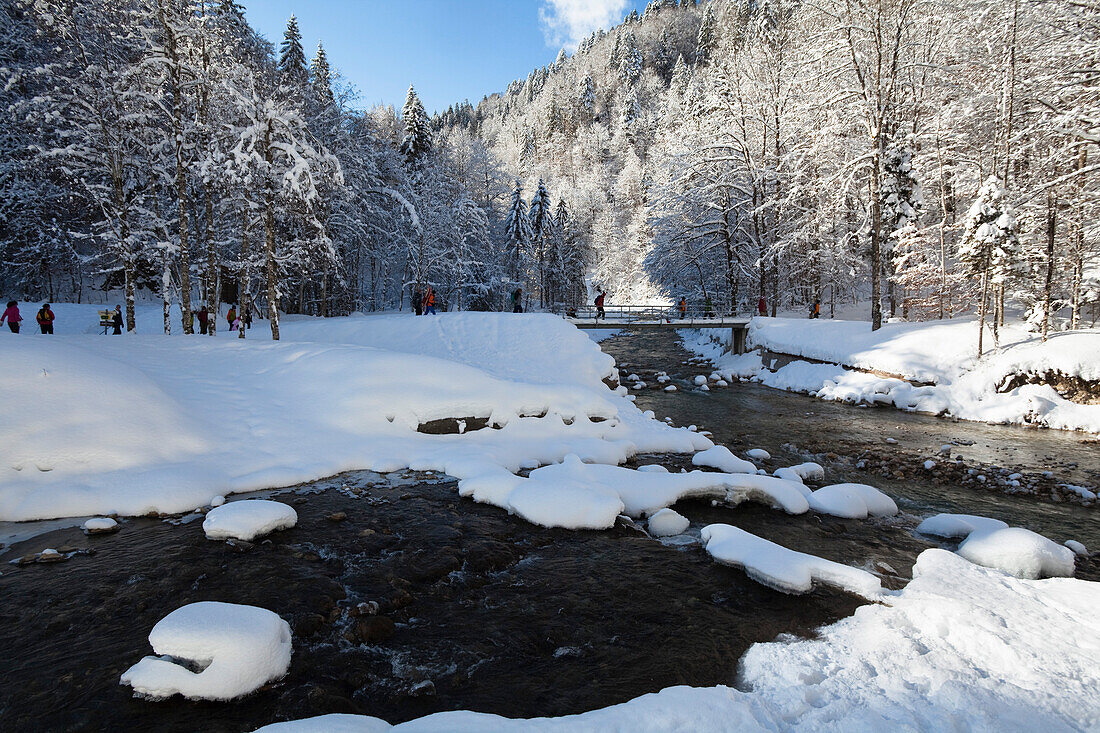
[[529, 179, 552, 306], [696, 4, 718, 66], [618, 32, 643, 83], [400, 86, 432, 168], [278, 15, 307, 83], [311, 42, 334, 108], [958, 177, 1017, 355], [503, 179, 530, 280]]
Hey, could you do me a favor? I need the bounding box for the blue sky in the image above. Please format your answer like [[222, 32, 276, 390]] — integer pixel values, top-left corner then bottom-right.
[[244, 1, 646, 115]]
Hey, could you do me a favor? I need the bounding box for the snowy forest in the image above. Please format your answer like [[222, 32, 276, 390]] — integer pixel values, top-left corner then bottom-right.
[[2, 0, 1100, 338]]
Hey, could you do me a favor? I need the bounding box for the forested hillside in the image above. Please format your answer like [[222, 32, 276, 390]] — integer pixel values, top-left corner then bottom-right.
[[2, 0, 1099, 338], [442, 0, 1100, 332]]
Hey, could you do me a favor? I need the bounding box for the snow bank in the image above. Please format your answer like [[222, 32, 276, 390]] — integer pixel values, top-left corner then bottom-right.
[[202, 500, 298, 541], [957, 527, 1076, 579], [0, 311, 705, 521], [700, 524, 882, 598], [460, 454, 808, 529], [737, 549, 1100, 730], [807, 483, 898, 519], [742, 317, 1100, 433], [647, 508, 690, 537], [121, 601, 291, 701], [255, 549, 1100, 731], [690, 445, 756, 474]]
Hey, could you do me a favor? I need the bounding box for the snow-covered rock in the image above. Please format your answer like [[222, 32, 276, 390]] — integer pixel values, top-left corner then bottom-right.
[[1065, 539, 1089, 557], [636, 464, 669, 473], [693, 375, 707, 386], [459, 454, 810, 529], [771, 462, 824, 485], [691, 445, 756, 474], [508, 474, 624, 530], [701, 524, 881, 598], [121, 601, 291, 701], [807, 483, 898, 519], [915, 513, 1009, 538], [957, 527, 1076, 579], [746, 448, 770, 461], [202, 500, 297, 541], [82, 517, 118, 534], [647, 508, 690, 537]]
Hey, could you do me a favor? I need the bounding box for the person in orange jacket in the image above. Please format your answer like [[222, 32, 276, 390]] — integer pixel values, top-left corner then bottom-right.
[[423, 285, 437, 315]]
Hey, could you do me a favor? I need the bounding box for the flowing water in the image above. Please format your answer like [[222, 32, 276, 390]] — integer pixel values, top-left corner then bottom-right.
[[0, 328, 1095, 732]]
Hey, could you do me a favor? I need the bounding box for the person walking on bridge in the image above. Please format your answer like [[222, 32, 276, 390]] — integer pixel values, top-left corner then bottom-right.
[[594, 290, 606, 321], [678, 297, 687, 320]]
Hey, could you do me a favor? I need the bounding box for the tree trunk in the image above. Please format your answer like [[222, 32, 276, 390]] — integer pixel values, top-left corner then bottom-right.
[[239, 198, 251, 340], [206, 192, 218, 335], [1042, 190, 1056, 341], [263, 124, 280, 341], [870, 137, 884, 331]]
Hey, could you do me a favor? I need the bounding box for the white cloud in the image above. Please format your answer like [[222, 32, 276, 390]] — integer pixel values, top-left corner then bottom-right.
[[539, 0, 629, 52]]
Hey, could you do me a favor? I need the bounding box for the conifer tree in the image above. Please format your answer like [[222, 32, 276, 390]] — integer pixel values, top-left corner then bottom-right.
[[400, 86, 432, 168], [503, 179, 530, 280], [278, 15, 307, 83], [696, 4, 717, 66]]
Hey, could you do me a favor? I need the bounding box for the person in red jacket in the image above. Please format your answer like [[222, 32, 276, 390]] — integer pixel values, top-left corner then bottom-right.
[[757, 296, 767, 316], [1, 300, 21, 333], [594, 290, 606, 321], [36, 303, 55, 334]]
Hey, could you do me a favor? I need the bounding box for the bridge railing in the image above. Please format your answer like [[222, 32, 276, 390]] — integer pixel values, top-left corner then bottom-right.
[[553, 303, 738, 322]]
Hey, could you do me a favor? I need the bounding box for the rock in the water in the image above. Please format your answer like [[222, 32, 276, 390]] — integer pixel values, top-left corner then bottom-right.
[[352, 616, 395, 644], [82, 517, 119, 535]]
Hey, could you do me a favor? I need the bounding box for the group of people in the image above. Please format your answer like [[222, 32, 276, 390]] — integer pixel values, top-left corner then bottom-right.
[[411, 286, 438, 316], [1, 301, 72, 334], [194, 304, 252, 333]]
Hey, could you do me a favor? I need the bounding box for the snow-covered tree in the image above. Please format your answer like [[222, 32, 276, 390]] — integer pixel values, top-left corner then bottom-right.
[[958, 177, 1017, 355]]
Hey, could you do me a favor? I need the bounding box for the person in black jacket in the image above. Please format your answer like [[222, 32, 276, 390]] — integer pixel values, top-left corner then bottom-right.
[[112, 305, 123, 334]]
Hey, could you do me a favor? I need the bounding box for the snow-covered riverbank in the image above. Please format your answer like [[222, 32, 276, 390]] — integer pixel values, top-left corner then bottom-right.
[[683, 316, 1100, 433], [0, 307, 708, 522]]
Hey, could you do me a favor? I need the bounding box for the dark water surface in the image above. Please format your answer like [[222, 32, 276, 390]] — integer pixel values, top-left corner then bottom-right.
[[0, 328, 1095, 732]]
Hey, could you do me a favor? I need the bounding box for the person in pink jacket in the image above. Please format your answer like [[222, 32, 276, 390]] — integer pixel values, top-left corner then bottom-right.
[[1, 301, 21, 333]]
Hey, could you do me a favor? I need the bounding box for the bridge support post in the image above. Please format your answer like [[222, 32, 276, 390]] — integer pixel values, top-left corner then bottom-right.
[[730, 326, 747, 354]]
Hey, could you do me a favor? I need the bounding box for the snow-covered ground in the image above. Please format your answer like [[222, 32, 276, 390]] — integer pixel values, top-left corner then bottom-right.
[[7, 303, 1100, 731], [0, 305, 708, 521], [682, 317, 1100, 433], [252, 549, 1100, 732]]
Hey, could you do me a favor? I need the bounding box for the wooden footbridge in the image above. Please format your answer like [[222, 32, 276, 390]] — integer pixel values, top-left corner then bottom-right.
[[557, 305, 751, 354]]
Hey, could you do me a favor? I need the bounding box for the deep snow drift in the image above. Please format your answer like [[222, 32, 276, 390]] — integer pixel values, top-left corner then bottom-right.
[[251, 549, 1100, 732], [121, 601, 292, 701], [681, 317, 1100, 433], [0, 309, 709, 521]]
